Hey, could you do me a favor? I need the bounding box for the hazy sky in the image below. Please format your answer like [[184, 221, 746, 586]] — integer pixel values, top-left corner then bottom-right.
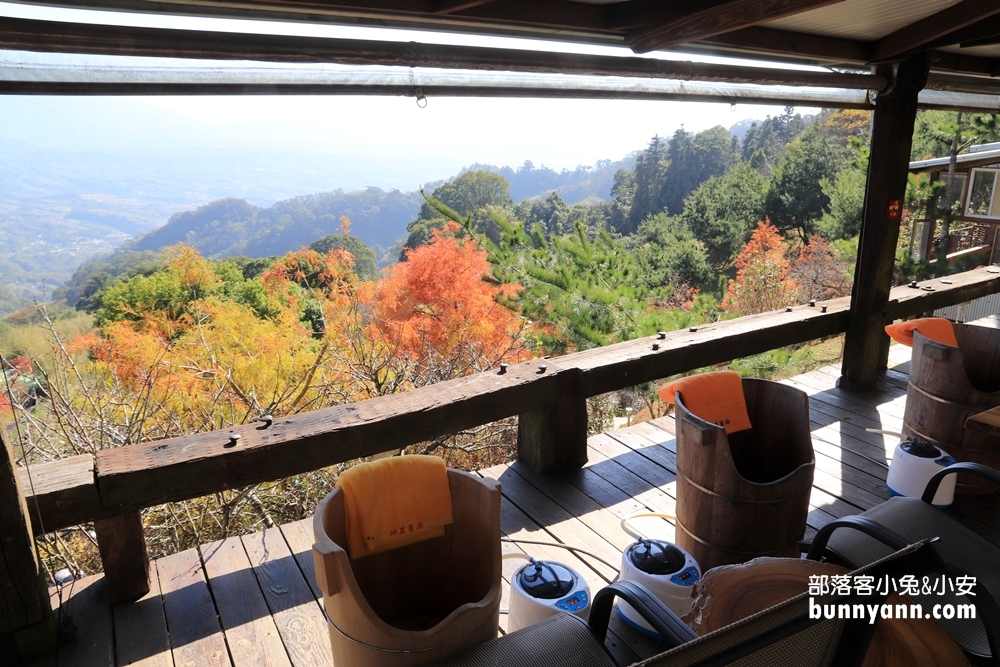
[[1, 1, 819, 179]]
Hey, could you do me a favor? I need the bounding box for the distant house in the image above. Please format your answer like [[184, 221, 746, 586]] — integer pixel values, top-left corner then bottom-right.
[[909, 142, 1000, 264]]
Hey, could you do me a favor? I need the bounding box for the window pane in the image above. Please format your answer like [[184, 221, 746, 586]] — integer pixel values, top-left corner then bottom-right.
[[967, 170, 996, 216]]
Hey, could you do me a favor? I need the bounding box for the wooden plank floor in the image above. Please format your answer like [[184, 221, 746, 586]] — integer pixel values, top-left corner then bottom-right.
[[30, 347, 1000, 666]]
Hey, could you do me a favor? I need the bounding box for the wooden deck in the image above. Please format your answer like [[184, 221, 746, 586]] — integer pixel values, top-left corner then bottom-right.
[[27, 346, 1000, 667]]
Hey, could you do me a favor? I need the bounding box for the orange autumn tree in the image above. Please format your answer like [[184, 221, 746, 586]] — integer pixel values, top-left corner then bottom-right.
[[376, 222, 530, 383], [61, 232, 532, 442], [724, 220, 800, 315], [27, 234, 533, 564]]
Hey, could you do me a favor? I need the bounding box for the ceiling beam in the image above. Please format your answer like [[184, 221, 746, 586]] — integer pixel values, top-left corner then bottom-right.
[[913, 14, 1000, 52], [930, 50, 1000, 77], [445, 0, 607, 31], [603, 0, 730, 31], [624, 0, 847, 54], [872, 0, 1000, 61], [961, 32, 1000, 49], [430, 0, 496, 14], [698, 26, 870, 64], [0, 16, 886, 88]]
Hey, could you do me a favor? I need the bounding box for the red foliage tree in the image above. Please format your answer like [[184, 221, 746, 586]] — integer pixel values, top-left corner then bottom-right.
[[376, 222, 529, 380], [724, 220, 800, 315]]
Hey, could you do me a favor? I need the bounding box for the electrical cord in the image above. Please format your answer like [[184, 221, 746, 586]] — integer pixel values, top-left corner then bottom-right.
[[619, 512, 676, 541], [501, 537, 621, 573]]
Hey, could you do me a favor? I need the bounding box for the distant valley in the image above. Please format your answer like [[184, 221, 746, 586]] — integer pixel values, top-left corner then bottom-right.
[[0, 122, 636, 314], [0, 95, 763, 315]]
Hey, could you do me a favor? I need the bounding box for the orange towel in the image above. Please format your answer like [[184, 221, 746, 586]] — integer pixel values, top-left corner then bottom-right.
[[884, 317, 958, 348], [658, 370, 752, 435], [336, 455, 454, 560]]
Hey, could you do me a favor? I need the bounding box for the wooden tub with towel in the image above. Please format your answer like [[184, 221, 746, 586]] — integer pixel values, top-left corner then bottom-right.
[[660, 371, 815, 571], [312, 455, 501, 666], [888, 317, 1000, 494]]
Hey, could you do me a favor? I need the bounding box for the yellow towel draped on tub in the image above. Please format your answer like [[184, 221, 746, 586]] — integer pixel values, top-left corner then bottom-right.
[[336, 455, 454, 560], [658, 370, 753, 435]]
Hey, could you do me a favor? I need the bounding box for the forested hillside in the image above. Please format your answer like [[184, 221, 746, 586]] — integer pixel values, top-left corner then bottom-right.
[[53, 156, 640, 309], [128, 188, 417, 258], [467, 155, 637, 203]]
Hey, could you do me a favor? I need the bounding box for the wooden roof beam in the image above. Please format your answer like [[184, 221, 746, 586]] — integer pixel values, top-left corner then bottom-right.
[[603, 0, 730, 31], [930, 50, 1000, 77], [698, 26, 870, 64], [449, 0, 607, 31], [623, 0, 847, 54], [873, 0, 1000, 61], [906, 15, 1000, 52], [961, 31, 1000, 49], [430, 0, 496, 14]]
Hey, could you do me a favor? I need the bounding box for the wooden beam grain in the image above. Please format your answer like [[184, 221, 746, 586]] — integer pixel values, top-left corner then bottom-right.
[[452, 0, 607, 31], [698, 26, 870, 64], [624, 0, 847, 54], [873, 0, 1000, 61], [17, 454, 102, 535], [94, 512, 150, 603], [95, 361, 557, 513], [604, 0, 730, 31], [913, 14, 1000, 52], [0, 433, 51, 642], [930, 51, 1000, 77], [430, 0, 495, 14], [572, 298, 851, 397], [518, 365, 587, 473], [961, 31, 1000, 49], [887, 266, 1000, 319]]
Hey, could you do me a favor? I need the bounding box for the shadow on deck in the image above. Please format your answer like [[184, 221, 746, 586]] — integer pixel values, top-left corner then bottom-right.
[[29, 346, 1000, 666]]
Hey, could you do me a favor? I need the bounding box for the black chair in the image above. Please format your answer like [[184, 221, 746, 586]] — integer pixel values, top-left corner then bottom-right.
[[429, 540, 947, 667], [806, 462, 1000, 665]]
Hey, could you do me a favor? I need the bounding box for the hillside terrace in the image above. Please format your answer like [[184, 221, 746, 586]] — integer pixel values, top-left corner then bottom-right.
[[8, 0, 1000, 663]]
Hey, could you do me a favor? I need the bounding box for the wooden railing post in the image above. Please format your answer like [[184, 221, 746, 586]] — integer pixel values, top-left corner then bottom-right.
[[841, 54, 930, 392], [94, 512, 150, 603], [0, 433, 54, 664], [517, 366, 587, 473]]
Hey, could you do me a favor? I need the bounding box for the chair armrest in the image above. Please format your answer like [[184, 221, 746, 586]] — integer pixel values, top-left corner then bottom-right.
[[921, 462, 1000, 503], [805, 516, 913, 562], [588, 581, 698, 648]]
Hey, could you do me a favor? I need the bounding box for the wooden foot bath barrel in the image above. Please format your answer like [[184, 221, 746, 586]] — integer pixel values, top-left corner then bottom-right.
[[904, 325, 1000, 494], [312, 469, 502, 666], [674, 379, 815, 571]]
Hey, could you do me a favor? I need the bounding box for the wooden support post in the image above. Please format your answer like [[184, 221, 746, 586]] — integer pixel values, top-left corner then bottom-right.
[[0, 434, 54, 664], [94, 512, 150, 604], [517, 366, 587, 473], [841, 54, 930, 393], [921, 171, 941, 263]]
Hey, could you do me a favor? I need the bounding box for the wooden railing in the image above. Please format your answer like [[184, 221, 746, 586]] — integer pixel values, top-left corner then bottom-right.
[[13, 265, 1000, 602], [911, 216, 997, 261]]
